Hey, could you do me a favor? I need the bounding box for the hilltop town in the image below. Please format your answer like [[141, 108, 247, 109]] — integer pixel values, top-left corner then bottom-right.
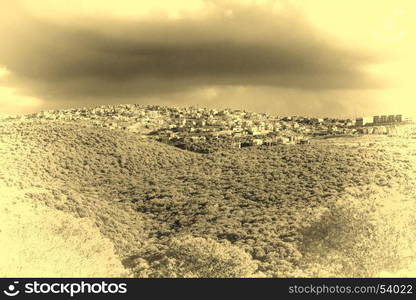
[[3, 105, 415, 153]]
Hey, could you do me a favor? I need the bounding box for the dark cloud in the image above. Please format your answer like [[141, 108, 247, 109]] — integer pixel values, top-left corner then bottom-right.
[[0, 1, 385, 110]]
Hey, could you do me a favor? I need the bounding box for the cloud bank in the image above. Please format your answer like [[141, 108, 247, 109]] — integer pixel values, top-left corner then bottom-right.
[[0, 0, 403, 116]]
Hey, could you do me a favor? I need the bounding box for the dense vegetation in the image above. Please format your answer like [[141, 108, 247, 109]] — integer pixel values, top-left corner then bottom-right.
[[0, 186, 129, 277], [171, 136, 243, 153], [1, 118, 415, 277]]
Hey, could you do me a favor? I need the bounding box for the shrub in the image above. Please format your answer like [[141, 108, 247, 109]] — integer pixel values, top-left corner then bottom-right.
[[298, 186, 416, 277], [0, 186, 130, 277], [137, 235, 259, 278]]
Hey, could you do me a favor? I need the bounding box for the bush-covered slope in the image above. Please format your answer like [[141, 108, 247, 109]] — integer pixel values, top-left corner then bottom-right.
[[1, 118, 415, 277], [0, 186, 129, 277]]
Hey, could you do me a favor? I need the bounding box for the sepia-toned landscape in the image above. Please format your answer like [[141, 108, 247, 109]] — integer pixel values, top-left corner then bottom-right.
[[1, 105, 416, 277], [1, 0, 416, 279]]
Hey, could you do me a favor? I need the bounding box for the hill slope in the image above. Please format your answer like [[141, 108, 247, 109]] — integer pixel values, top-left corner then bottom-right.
[[0, 186, 129, 277], [1, 118, 416, 277]]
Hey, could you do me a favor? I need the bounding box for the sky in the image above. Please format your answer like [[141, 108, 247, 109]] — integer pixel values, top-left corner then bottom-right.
[[0, 0, 415, 117]]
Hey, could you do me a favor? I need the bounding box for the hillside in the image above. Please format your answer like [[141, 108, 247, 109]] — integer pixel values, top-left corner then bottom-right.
[[1, 116, 416, 277], [0, 186, 128, 277]]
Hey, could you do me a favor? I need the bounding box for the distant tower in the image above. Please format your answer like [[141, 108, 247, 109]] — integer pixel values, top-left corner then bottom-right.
[[353, 105, 357, 120]]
